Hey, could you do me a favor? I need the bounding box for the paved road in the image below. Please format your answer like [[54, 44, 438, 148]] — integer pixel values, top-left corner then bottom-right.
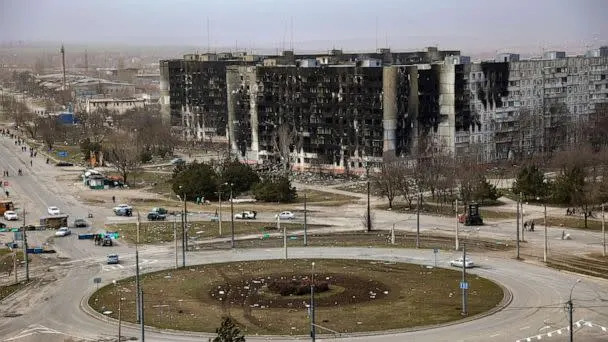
[[1, 130, 608, 341]]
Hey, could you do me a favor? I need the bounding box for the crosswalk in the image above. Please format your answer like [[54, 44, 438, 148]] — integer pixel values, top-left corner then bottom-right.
[[101, 258, 158, 271]]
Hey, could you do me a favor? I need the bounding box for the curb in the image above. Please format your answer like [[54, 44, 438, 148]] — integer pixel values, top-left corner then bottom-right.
[[0, 278, 36, 305], [80, 257, 515, 340]]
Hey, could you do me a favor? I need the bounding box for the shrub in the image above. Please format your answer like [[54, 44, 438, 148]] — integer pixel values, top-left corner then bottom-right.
[[252, 176, 297, 203]]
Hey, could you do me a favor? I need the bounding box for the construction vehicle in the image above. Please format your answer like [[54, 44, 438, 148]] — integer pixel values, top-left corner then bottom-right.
[[463, 203, 484, 226], [0, 201, 14, 215]]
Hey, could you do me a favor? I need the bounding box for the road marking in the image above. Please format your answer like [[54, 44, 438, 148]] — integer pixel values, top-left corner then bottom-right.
[[519, 326, 530, 330], [5, 324, 61, 340]]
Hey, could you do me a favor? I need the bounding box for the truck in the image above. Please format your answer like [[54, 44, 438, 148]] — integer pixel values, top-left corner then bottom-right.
[[39, 215, 69, 229], [0, 201, 14, 215]]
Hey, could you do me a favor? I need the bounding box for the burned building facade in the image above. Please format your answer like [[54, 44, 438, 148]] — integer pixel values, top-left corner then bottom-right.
[[161, 47, 608, 170]]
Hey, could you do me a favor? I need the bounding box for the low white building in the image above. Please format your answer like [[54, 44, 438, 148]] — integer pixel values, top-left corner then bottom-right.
[[85, 98, 146, 114]]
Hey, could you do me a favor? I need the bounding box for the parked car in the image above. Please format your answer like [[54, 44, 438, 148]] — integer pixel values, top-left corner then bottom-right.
[[55, 227, 71, 237], [275, 211, 295, 220], [170, 158, 185, 165], [56, 162, 74, 167], [151, 207, 168, 215], [102, 237, 113, 246], [73, 218, 88, 228], [113, 204, 133, 217], [147, 211, 167, 221], [450, 257, 475, 268], [47, 206, 61, 215], [234, 211, 257, 220], [0, 222, 6, 229], [107, 254, 119, 264], [3, 210, 18, 221]]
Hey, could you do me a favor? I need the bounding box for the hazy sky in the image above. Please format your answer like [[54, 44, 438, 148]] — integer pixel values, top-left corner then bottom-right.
[[1, 0, 607, 54]]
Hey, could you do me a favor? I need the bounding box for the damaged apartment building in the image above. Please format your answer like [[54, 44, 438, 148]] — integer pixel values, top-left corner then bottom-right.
[[160, 46, 608, 171]]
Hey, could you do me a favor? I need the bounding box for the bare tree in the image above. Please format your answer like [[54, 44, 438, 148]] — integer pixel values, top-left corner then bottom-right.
[[37, 116, 62, 150], [104, 132, 141, 185], [372, 157, 400, 209], [272, 123, 298, 173]]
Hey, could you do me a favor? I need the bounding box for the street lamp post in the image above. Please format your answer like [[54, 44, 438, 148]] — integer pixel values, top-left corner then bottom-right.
[[303, 190, 308, 246], [602, 203, 606, 257], [21, 208, 29, 281], [568, 279, 581, 342], [310, 262, 316, 342], [113, 280, 122, 342], [516, 194, 520, 259], [218, 190, 223, 236], [538, 178, 549, 263], [455, 199, 460, 251], [366, 166, 371, 232], [226, 183, 235, 248], [416, 192, 421, 248]]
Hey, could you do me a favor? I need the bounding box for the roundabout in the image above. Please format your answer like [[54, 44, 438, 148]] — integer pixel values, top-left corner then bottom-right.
[[89, 258, 505, 336]]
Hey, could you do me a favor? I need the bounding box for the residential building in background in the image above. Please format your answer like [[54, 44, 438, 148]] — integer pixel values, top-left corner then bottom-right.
[[160, 47, 608, 172]]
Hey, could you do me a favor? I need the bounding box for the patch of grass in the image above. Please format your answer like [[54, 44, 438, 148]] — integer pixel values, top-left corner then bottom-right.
[[89, 259, 504, 335], [333, 182, 368, 194], [107, 220, 327, 244], [296, 189, 359, 206], [199, 232, 514, 253], [0, 250, 23, 274], [0, 281, 29, 301], [378, 203, 515, 221], [52, 144, 84, 165], [545, 216, 604, 231]]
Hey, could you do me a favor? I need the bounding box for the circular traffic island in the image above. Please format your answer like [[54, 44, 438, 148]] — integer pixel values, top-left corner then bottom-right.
[[89, 259, 504, 335]]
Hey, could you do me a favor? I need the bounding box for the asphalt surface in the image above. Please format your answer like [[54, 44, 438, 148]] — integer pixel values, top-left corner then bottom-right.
[[0, 131, 607, 342]]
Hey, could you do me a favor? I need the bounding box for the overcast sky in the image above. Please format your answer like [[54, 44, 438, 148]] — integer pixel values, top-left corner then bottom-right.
[[1, 0, 607, 54]]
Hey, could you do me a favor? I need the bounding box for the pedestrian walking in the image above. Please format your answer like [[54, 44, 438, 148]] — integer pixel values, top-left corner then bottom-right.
[[112, 195, 116, 203], [524, 221, 528, 231], [530, 221, 535, 232], [30, 160, 33, 167], [5, 190, 9, 197]]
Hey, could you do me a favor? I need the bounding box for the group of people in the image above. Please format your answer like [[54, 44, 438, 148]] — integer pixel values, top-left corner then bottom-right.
[[523, 220, 535, 232], [566, 207, 594, 218]]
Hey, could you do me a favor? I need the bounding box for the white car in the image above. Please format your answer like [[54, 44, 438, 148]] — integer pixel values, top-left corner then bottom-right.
[[113, 204, 133, 216], [234, 211, 257, 220], [450, 257, 475, 268], [275, 211, 295, 220], [3, 210, 18, 221], [55, 227, 71, 237], [47, 206, 61, 215]]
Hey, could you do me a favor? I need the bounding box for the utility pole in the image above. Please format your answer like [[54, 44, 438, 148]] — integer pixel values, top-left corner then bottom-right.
[[544, 202, 548, 263], [230, 183, 235, 248], [303, 191, 308, 246], [568, 298, 574, 342], [516, 195, 520, 259], [366, 166, 371, 232], [416, 192, 420, 248], [181, 212, 185, 268], [23, 208, 29, 282], [455, 199, 459, 251], [602, 203, 605, 257], [461, 243, 468, 316], [118, 295, 122, 342], [135, 213, 141, 323], [310, 262, 316, 342], [173, 215, 178, 269], [279, 216, 287, 259], [391, 223, 395, 245], [13, 252, 17, 284], [183, 193, 188, 252], [218, 190, 223, 236], [520, 192, 525, 242], [140, 289, 145, 342]]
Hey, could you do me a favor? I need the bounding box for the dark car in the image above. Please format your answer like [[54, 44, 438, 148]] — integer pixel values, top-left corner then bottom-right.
[[73, 219, 88, 228], [147, 212, 166, 221], [0, 222, 6, 229], [56, 162, 74, 167]]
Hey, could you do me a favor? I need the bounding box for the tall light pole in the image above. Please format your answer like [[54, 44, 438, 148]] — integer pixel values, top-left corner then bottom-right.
[[310, 262, 316, 342], [568, 279, 581, 342], [22, 208, 29, 281], [113, 280, 122, 342], [135, 211, 141, 323], [520, 192, 525, 242], [461, 243, 468, 316], [218, 190, 223, 236], [416, 192, 421, 248], [173, 214, 178, 269], [538, 178, 549, 263], [602, 203, 605, 257], [455, 199, 460, 251], [366, 166, 371, 232], [516, 194, 520, 259], [177, 189, 186, 268], [229, 183, 235, 248], [303, 190, 308, 246], [279, 215, 287, 259]]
